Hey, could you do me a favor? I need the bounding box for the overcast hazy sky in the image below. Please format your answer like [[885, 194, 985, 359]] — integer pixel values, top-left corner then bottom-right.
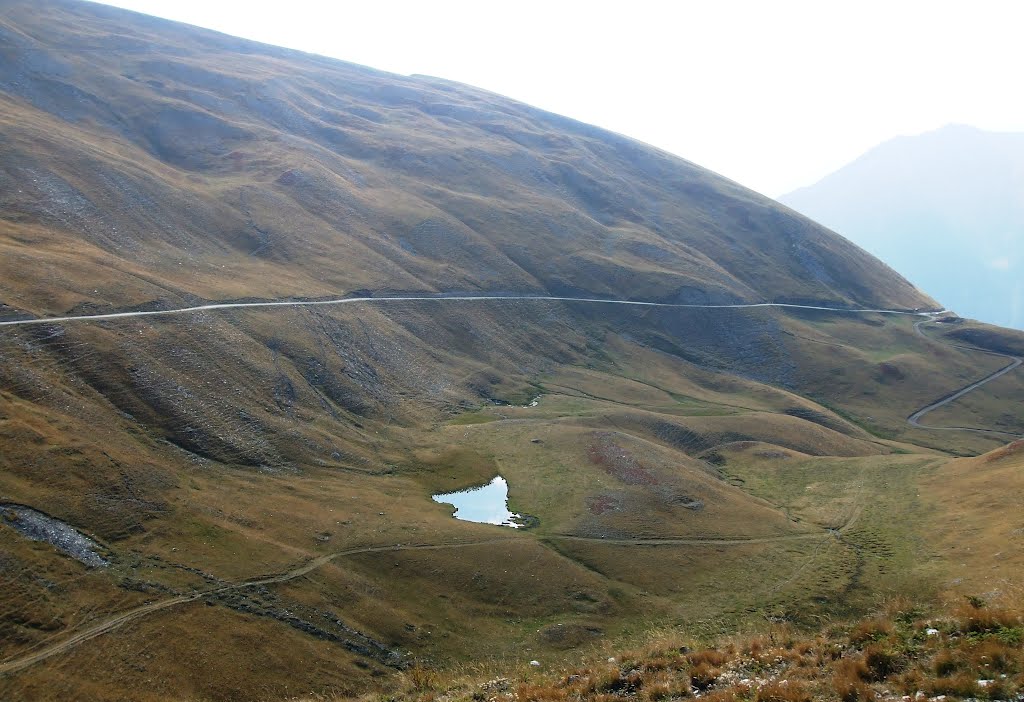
[[93, 0, 1024, 196]]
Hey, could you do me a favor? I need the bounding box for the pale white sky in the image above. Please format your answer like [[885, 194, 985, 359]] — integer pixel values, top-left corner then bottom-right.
[[92, 0, 1024, 196]]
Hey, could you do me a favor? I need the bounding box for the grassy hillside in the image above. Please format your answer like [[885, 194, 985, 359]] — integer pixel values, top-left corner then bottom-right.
[[0, 2, 1019, 701], [0, 0, 935, 318], [1, 302, 1019, 700], [293, 444, 1024, 702]]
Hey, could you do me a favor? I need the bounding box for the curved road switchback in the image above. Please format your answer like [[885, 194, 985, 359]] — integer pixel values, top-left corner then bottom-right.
[[907, 320, 1023, 437]]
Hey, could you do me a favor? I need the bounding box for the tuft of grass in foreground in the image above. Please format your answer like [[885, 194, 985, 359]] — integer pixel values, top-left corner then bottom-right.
[[307, 598, 1023, 702]]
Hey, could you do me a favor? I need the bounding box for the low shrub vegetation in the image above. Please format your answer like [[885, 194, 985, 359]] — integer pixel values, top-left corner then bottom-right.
[[325, 599, 1023, 702]]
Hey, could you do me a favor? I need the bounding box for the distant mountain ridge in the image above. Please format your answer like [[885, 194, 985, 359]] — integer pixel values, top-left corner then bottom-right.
[[781, 125, 1024, 329]]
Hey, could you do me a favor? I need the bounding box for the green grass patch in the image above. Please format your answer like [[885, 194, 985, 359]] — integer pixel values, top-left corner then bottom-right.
[[448, 412, 498, 426]]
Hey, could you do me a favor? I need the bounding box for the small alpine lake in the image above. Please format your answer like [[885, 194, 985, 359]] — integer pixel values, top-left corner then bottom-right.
[[432, 476, 527, 528]]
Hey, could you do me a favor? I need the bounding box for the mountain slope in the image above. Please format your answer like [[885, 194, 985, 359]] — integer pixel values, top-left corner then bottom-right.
[[3, 3, 1020, 702], [781, 125, 1024, 328], [0, 0, 935, 318]]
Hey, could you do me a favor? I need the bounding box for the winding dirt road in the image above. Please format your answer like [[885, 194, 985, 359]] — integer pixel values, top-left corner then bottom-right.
[[906, 320, 1023, 437], [0, 293, 939, 328], [3, 291, 1013, 436]]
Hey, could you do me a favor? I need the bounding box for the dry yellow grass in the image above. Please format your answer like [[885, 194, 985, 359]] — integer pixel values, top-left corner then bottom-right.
[[295, 599, 1022, 702], [918, 441, 1024, 596], [0, 2, 1021, 700]]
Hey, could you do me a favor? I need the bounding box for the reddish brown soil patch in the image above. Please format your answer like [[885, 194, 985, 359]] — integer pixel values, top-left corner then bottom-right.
[[984, 439, 1024, 463], [587, 433, 658, 485], [587, 494, 622, 515]]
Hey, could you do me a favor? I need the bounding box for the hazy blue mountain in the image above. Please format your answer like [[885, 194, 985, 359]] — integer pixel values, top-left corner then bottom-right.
[[781, 125, 1024, 329]]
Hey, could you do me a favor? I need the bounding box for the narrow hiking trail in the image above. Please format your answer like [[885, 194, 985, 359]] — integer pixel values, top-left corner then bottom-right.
[[0, 524, 860, 676], [0, 538, 520, 676]]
